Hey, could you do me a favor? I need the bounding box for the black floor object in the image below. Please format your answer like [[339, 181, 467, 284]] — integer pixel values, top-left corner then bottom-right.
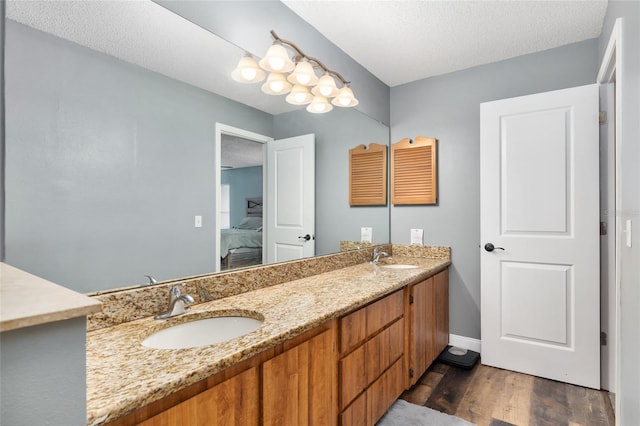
[[437, 345, 480, 370]]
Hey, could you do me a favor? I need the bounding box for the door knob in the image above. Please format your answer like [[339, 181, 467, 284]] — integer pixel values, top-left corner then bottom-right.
[[298, 234, 311, 241], [484, 243, 505, 252]]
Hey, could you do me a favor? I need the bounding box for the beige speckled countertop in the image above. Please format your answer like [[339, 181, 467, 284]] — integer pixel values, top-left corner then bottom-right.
[[86, 256, 449, 425], [0, 263, 101, 332]]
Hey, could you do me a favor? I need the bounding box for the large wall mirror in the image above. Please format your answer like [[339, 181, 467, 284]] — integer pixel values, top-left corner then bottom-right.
[[3, 0, 390, 294]]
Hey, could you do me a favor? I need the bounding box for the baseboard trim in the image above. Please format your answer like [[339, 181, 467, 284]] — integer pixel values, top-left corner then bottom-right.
[[449, 334, 481, 353]]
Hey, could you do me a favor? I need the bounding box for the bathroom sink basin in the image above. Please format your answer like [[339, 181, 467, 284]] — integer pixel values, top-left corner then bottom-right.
[[142, 315, 263, 349], [380, 264, 419, 270]]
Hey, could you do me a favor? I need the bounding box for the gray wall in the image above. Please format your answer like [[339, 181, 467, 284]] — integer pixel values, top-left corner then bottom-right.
[[221, 166, 263, 228], [1, 318, 87, 425], [598, 2, 640, 424], [274, 108, 390, 255], [0, 1, 4, 262], [157, 0, 390, 126], [390, 39, 599, 340], [4, 21, 273, 292], [4, 19, 390, 294]]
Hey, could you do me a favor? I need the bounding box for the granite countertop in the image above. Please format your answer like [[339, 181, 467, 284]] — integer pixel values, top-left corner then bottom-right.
[[86, 256, 450, 425], [0, 263, 101, 332]]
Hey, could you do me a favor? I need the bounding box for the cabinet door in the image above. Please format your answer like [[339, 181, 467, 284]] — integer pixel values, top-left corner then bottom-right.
[[263, 328, 337, 426], [409, 277, 435, 386], [139, 367, 259, 426], [434, 269, 450, 356]]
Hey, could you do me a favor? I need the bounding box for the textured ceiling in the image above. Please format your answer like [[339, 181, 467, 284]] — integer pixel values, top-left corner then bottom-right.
[[282, 0, 608, 87], [221, 135, 264, 169], [8, 0, 609, 103], [6, 0, 299, 115]]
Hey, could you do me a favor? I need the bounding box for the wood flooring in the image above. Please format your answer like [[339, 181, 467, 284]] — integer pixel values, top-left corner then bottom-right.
[[400, 361, 615, 426]]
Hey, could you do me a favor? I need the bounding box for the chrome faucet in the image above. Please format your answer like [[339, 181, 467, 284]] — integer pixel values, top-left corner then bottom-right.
[[155, 283, 194, 320], [143, 275, 157, 286], [372, 247, 389, 264]]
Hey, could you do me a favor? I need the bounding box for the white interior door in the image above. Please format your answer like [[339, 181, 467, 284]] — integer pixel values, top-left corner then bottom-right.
[[480, 84, 600, 389], [265, 134, 315, 263]]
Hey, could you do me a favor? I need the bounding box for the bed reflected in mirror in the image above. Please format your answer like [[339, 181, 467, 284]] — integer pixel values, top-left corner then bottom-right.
[[220, 199, 264, 271]]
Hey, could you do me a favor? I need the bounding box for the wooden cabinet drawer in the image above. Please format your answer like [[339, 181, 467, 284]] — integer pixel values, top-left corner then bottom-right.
[[365, 318, 404, 385], [366, 290, 403, 335], [340, 317, 404, 409], [341, 356, 404, 426], [340, 290, 404, 355], [340, 344, 367, 409], [340, 390, 367, 426], [366, 357, 404, 425], [340, 308, 367, 354]]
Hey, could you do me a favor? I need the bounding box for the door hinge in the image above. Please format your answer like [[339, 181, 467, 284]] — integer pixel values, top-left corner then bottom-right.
[[409, 295, 414, 304], [601, 331, 607, 346], [600, 221, 608, 236], [409, 368, 414, 378], [599, 111, 607, 124]]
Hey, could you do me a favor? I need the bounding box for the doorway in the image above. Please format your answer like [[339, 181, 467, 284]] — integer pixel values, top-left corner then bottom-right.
[[215, 123, 272, 272], [596, 17, 622, 414]]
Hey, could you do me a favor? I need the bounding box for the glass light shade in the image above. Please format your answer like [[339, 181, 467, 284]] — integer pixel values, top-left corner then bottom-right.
[[286, 84, 313, 105], [258, 44, 295, 73], [331, 85, 359, 107], [261, 72, 292, 95], [311, 73, 339, 97], [287, 61, 319, 86], [231, 56, 265, 83], [306, 95, 333, 114]]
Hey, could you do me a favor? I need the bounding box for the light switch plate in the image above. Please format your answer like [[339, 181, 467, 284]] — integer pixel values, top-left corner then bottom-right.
[[410, 228, 424, 245], [195, 215, 202, 228], [626, 219, 632, 247], [361, 227, 373, 243]]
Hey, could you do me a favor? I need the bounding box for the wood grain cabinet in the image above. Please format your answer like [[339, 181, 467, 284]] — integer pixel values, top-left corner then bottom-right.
[[434, 268, 450, 358], [107, 268, 449, 426], [339, 290, 406, 426], [262, 326, 338, 426], [139, 367, 259, 426], [406, 268, 449, 387]]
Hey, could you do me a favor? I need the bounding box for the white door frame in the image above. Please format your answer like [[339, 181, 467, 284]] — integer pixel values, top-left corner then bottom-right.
[[596, 17, 622, 419], [214, 123, 273, 272]]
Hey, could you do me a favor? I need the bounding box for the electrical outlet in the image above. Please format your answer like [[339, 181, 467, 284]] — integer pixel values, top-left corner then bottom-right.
[[361, 227, 373, 243], [195, 215, 202, 228], [410, 228, 423, 245]]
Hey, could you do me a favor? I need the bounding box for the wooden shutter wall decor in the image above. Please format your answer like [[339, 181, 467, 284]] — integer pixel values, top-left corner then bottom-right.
[[391, 137, 437, 205], [349, 143, 387, 206]]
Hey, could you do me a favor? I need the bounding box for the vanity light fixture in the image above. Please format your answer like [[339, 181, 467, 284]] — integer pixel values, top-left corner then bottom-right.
[[231, 54, 265, 83], [231, 30, 358, 113], [286, 84, 314, 105], [261, 72, 292, 95]]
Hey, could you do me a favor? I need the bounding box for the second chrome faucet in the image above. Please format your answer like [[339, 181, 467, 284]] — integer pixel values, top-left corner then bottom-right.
[[372, 247, 389, 264], [155, 283, 194, 320]]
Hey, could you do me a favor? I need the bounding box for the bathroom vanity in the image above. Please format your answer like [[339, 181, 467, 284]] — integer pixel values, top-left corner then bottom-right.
[[86, 246, 450, 426]]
